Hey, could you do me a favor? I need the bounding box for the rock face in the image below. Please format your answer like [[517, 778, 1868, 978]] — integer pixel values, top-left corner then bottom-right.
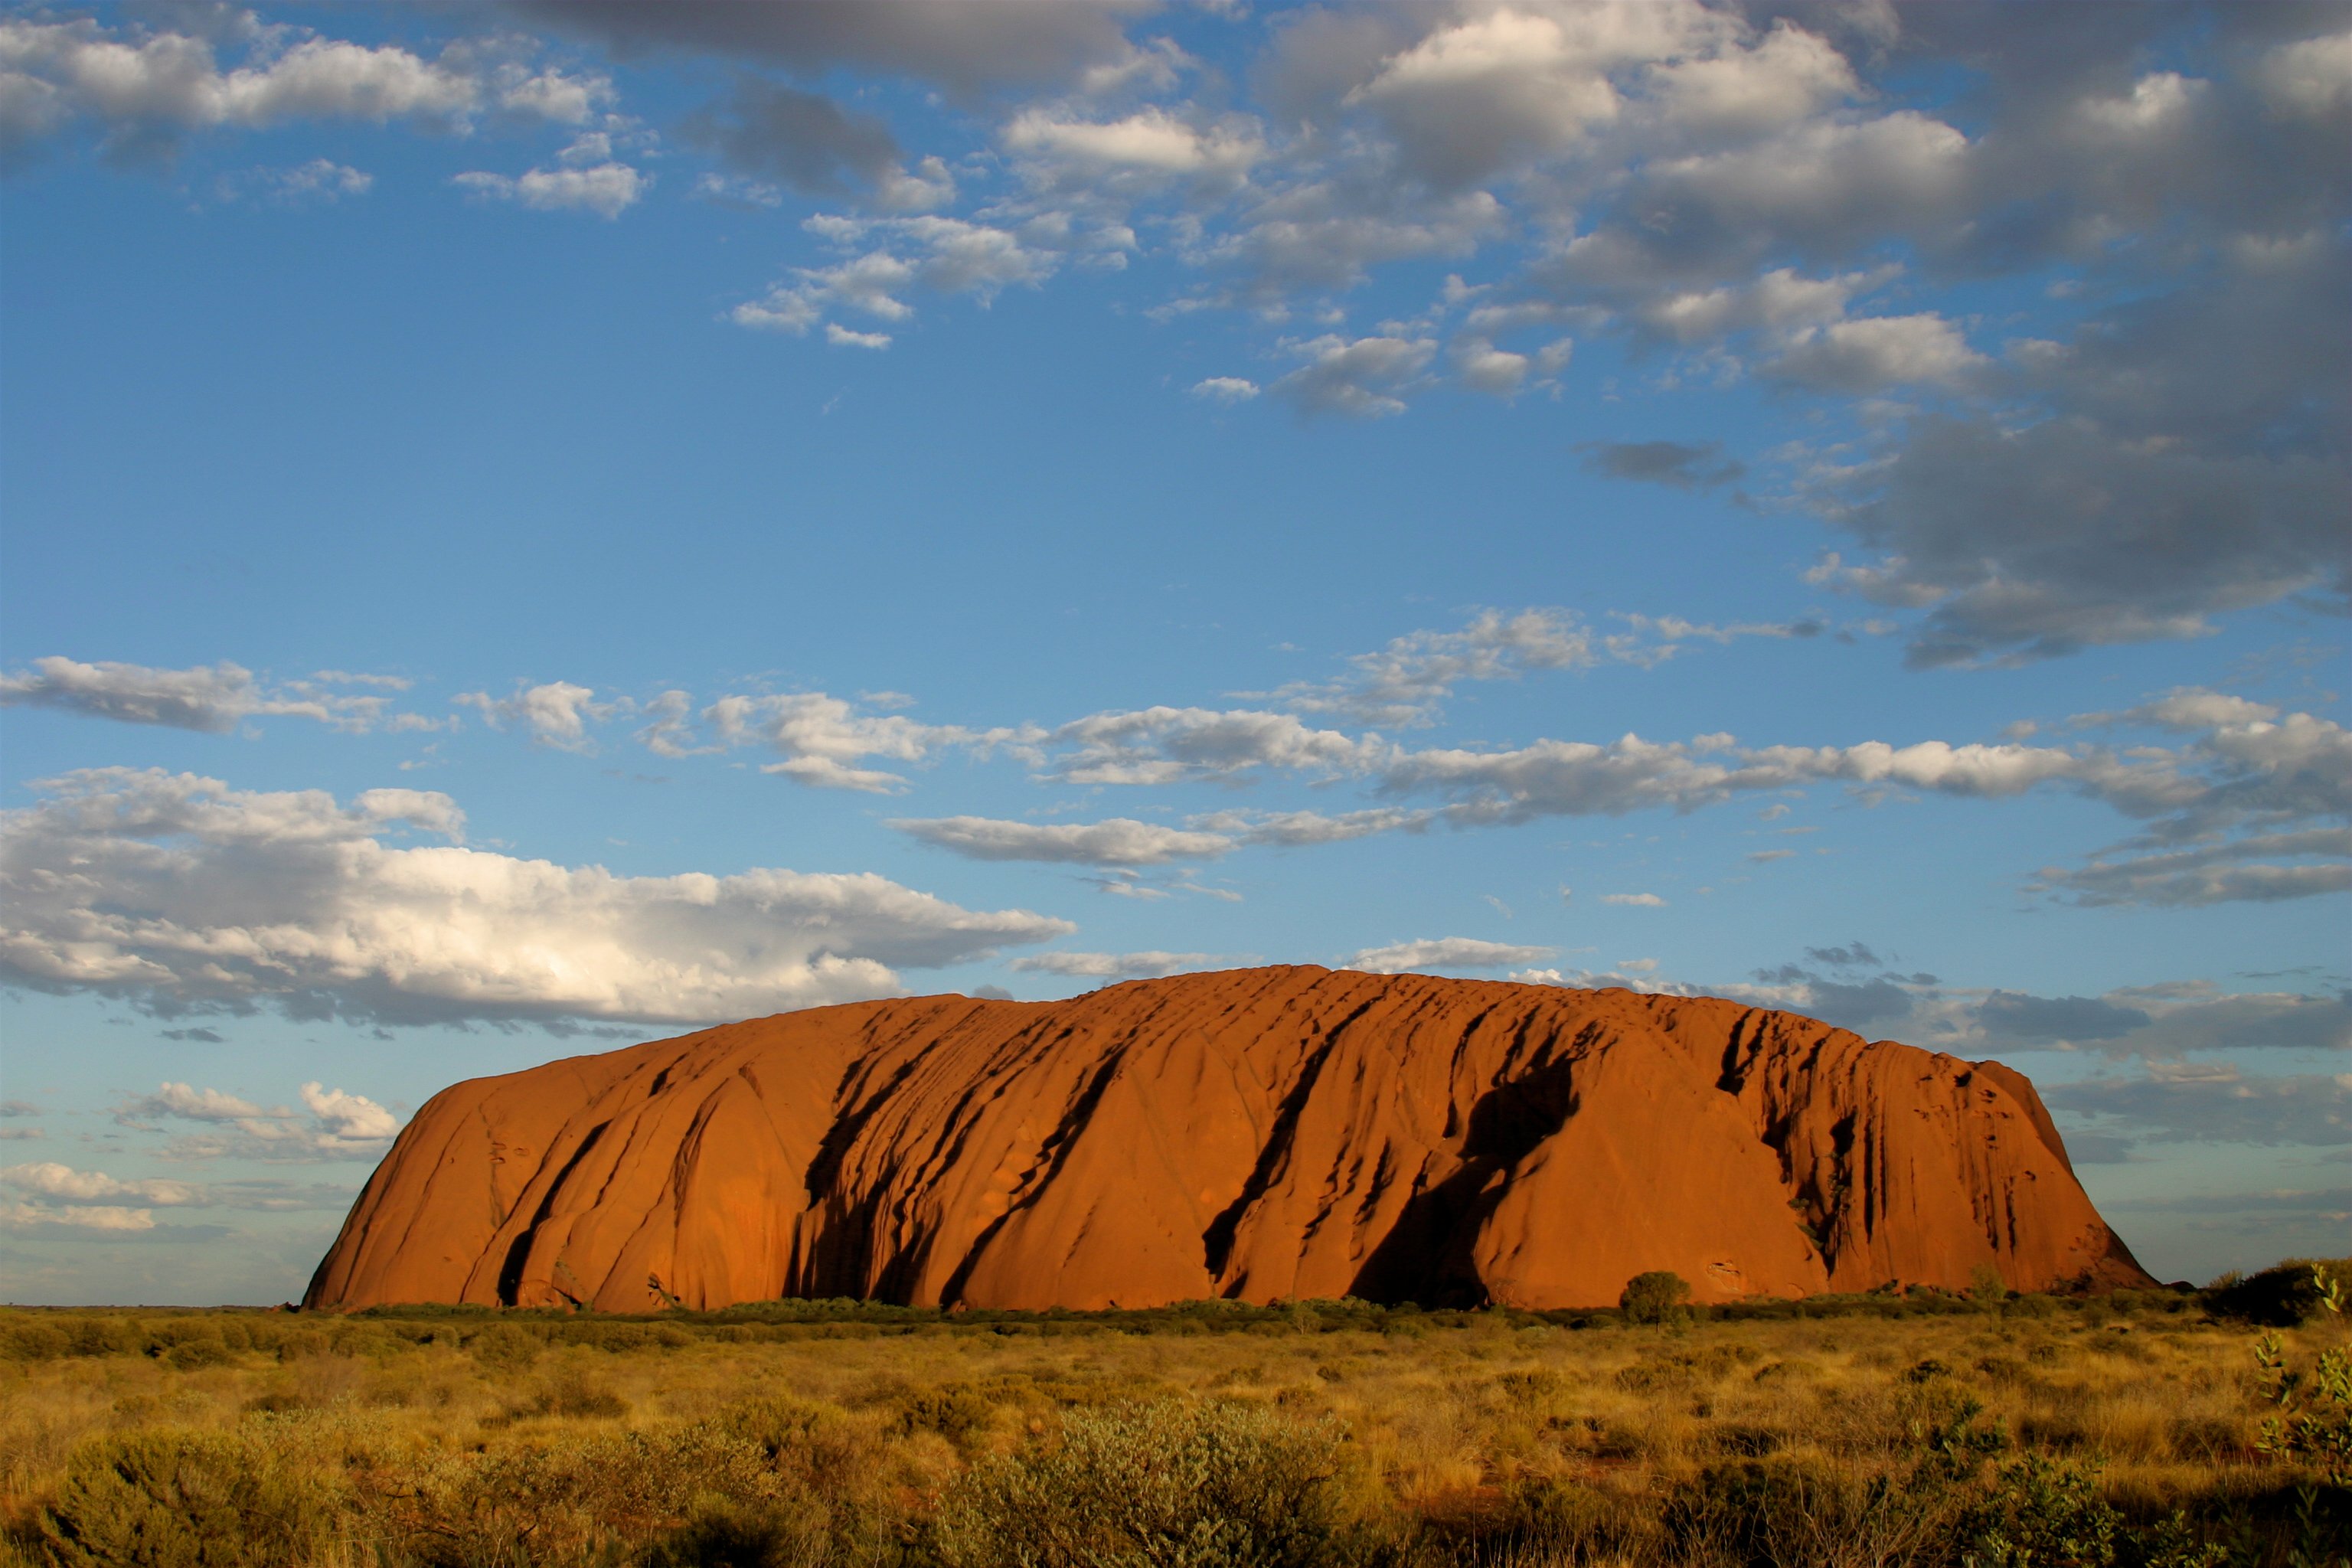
[[306, 967, 2151, 1312]]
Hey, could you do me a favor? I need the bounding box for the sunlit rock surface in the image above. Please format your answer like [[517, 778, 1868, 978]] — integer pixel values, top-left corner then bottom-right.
[[306, 966, 2151, 1312]]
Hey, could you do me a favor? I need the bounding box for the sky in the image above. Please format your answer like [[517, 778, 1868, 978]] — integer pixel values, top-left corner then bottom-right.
[[0, 0, 2345, 1305]]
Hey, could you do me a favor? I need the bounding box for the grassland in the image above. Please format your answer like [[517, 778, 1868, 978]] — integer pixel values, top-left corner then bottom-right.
[[0, 1271, 2343, 1566]]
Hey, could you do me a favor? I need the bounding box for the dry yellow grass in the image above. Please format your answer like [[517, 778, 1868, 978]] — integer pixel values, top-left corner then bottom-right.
[[0, 1292, 2341, 1566]]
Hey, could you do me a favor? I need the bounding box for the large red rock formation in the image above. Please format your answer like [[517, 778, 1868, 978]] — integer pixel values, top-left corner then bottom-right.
[[305, 967, 2151, 1312]]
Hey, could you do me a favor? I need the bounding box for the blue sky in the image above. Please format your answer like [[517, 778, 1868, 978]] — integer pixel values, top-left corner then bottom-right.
[[1, 0, 2345, 1304]]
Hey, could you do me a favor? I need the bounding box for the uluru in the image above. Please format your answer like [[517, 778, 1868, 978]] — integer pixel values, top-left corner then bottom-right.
[[305, 967, 2152, 1314]]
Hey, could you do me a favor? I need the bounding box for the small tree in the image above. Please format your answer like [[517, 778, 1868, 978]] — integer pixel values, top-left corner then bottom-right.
[[1621, 1271, 1692, 1325], [1968, 1263, 2009, 1313]]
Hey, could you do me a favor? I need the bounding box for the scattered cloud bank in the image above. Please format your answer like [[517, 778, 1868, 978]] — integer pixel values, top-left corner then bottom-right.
[[13, 7, 2341, 666], [1009, 949, 1247, 981], [0, 768, 1071, 1024], [1, 658, 423, 733], [1342, 936, 1557, 974], [21, 637, 2338, 913], [0, 12, 608, 163], [891, 816, 1230, 867]]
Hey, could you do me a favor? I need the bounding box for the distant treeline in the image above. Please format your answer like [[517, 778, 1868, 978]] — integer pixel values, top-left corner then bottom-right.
[[3, 1259, 2337, 1366]]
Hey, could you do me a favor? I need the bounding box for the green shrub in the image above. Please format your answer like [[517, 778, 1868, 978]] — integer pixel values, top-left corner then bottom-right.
[[1619, 1272, 1691, 1327], [930, 1399, 1355, 1568], [1957, 1454, 2120, 1568], [1664, 1456, 1956, 1568], [378, 1425, 778, 1568], [2207, 1258, 2352, 1328], [28, 1427, 345, 1567]]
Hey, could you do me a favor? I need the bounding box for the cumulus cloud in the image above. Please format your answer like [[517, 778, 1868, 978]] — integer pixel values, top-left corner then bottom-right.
[[103, 1079, 400, 1161], [1342, 936, 1558, 974], [890, 815, 1232, 867], [1600, 892, 1667, 907], [452, 161, 646, 217], [1003, 106, 1263, 198], [1191, 376, 1259, 403], [1008, 949, 1241, 980], [456, 681, 619, 750], [1048, 705, 1380, 786], [629, 688, 1034, 789], [1763, 312, 1988, 392], [0, 768, 1072, 1025], [1, 657, 410, 733], [2, 1161, 204, 1207], [1338, 3, 1726, 188], [1, 1202, 158, 1233], [1269, 335, 1434, 418], [0, 15, 601, 162], [732, 214, 1067, 336]]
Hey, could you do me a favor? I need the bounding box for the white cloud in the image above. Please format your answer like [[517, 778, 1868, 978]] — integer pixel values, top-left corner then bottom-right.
[[2250, 28, 2352, 122], [1264, 607, 1598, 725], [226, 156, 371, 204], [0, 16, 603, 160], [0, 656, 407, 733], [1269, 334, 1434, 417], [733, 214, 1062, 338], [0, 768, 1073, 1025], [2, 1202, 154, 1233], [1009, 949, 1240, 979], [826, 324, 892, 349], [300, 1082, 399, 1142], [1451, 335, 1530, 396], [2, 1161, 203, 1206], [109, 1079, 400, 1161], [890, 815, 1232, 867], [1342, 936, 1559, 974], [456, 681, 616, 751], [452, 162, 647, 218], [1048, 706, 1382, 785], [709, 691, 982, 792], [1600, 892, 1668, 906], [1646, 19, 1857, 139], [495, 64, 612, 125], [1003, 105, 1263, 194], [1191, 376, 1259, 402], [126, 1083, 270, 1123], [1765, 312, 1988, 392], [1188, 807, 1433, 846], [1341, 4, 1706, 186]]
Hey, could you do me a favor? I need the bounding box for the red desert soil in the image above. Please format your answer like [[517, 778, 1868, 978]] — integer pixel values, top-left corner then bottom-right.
[[306, 966, 2151, 1313]]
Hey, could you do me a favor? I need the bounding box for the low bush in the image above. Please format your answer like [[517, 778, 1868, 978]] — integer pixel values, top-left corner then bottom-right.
[[2205, 1258, 2352, 1328], [1619, 1272, 1692, 1327], [28, 1426, 345, 1568], [930, 1399, 1357, 1568]]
